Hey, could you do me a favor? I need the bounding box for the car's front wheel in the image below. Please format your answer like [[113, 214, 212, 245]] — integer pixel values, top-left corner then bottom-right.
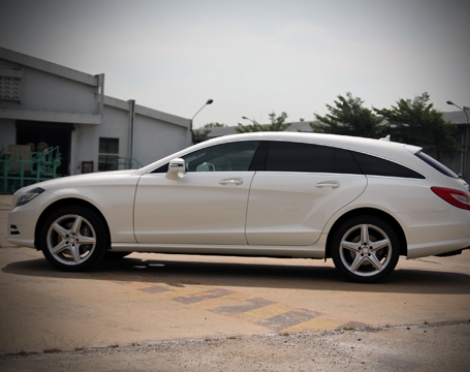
[[331, 216, 400, 283], [39, 206, 108, 271]]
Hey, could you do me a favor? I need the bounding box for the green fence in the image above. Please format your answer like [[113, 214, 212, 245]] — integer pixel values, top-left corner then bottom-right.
[[0, 146, 61, 194]]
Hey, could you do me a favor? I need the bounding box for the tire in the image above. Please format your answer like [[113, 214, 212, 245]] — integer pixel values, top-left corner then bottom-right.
[[331, 216, 400, 283], [39, 206, 108, 271]]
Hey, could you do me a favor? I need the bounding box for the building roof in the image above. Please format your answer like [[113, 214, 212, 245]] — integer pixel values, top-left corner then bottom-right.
[[0, 46, 97, 86], [0, 47, 190, 128], [443, 111, 469, 125]]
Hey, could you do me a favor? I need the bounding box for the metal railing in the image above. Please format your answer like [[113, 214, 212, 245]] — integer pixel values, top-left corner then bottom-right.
[[0, 146, 61, 194]]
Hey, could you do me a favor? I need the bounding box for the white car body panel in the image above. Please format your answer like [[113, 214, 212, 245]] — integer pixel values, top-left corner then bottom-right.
[[134, 171, 255, 245], [8, 170, 140, 246], [246, 172, 367, 246], [110, 240, 327, 258]]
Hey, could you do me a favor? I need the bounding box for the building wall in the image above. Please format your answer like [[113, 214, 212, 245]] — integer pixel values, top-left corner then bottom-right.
[[70, 99, 190, 174], [0, 56, 99, 116], [132, 113, 188, 167], [19, 67, 98, 114], [71, 101, 128, 174], [0, 119, 16, 152]]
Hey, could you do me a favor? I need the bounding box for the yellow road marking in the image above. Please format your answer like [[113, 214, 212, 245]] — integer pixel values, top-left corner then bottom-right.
[[282, 316, 345, 332]]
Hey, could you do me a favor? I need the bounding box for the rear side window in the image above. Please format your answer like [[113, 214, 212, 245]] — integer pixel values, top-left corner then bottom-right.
[[415, 151, 459, 179], [266, 142, 334, 172], [352, 152, 425, 179]]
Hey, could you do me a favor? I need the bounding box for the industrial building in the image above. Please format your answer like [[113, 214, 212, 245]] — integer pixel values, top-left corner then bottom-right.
[[0, 47, 191, 193]]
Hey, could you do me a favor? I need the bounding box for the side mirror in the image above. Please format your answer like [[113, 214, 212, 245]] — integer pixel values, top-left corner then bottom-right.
[[166, 158, 185, 179]]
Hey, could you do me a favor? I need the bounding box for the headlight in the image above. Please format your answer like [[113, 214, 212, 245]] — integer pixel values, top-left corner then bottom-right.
[[16, 187, 45, 207]]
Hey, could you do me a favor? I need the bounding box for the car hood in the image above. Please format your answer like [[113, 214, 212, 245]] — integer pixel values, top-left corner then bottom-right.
[[18, 170, 139, 192]]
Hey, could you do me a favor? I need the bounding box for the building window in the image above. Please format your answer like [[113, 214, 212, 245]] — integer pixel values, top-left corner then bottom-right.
[[98, 138, 119, 171], [0, 69, 22, 101]]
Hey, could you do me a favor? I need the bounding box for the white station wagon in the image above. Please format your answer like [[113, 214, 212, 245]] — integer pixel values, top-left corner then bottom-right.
[[7, 132, 470, 282]]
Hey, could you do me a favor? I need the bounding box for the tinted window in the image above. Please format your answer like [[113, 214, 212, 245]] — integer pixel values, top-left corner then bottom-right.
[[352, 152, 425, 179], [152, 163, 169, 173], [333, 149, 362, 174], [248, 141, 269, 171], [183, 141, 259, 172], [266, 142, 334, 172], [416, 151, 459, 179]]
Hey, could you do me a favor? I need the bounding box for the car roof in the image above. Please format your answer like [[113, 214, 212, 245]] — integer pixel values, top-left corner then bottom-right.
[[205, 132, 422, 155]]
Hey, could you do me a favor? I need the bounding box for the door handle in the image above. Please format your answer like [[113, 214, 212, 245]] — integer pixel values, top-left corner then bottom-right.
[[316, 181, 340, 189], [219, 178, 243, 186]]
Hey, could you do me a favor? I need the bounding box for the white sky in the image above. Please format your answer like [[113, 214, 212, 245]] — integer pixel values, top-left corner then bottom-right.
[[1, 0, 469, 128]]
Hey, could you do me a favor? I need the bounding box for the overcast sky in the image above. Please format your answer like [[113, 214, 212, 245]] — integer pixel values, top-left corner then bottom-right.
[[1, 0, 469, 128]]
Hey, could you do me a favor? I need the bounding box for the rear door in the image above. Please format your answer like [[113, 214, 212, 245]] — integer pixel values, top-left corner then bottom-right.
[[245, 142, 367, 246]]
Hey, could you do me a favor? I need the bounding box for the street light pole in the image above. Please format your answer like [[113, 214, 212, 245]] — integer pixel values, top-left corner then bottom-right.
[[190, 99, 213, 144], [447, 101, 469, 180]]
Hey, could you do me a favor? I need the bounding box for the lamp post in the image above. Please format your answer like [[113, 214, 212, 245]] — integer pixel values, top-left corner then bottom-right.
[[190, 99, 213, 144], [447, 101, 469, 180]]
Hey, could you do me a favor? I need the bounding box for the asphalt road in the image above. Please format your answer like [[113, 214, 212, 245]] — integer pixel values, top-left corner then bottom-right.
[[1, 194, 469, 371]]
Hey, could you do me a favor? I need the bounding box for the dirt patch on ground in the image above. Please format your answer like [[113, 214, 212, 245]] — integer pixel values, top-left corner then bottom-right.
[[1, 321, 469, 371]]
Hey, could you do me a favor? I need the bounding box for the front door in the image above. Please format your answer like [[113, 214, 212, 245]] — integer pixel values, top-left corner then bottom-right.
[[133, 141, 260, 245]]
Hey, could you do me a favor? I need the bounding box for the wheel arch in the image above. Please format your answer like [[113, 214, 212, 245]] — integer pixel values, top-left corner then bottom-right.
[[34, 198, 111, 251], [324, 208, 407, 259]]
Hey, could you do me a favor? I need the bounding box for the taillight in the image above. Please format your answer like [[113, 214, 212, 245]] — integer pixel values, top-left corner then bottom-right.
[[431, 187, 470, 210]]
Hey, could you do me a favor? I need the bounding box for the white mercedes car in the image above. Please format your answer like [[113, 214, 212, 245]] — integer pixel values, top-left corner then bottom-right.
[[7, 132, 470, 282]]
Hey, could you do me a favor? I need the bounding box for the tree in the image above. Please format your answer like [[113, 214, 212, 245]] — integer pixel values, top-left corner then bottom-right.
[[311, 92, 385, 138], [193, 122, 227, 143], [374, 92, 459, 161], [202, 122, 227, 128], [236, 112, 290, 132]]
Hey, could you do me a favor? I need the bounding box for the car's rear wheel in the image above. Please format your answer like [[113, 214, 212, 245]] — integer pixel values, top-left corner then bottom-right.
[[331, 216, 400, 283], [40, 206, 108, 271]]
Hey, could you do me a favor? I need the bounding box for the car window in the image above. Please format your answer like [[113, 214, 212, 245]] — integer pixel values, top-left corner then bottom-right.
[[183, 141, 260, 172], [333, 149, 362, 174], [415, 151, 459, 179], [263, 142, 422, 178], [265, 141, 334, 172], [352, 151, 425, 179], [152, 163, 169, 173]]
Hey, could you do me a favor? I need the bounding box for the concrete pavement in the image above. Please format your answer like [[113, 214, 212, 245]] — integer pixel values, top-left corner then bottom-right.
[[1, 193, 469, 356]]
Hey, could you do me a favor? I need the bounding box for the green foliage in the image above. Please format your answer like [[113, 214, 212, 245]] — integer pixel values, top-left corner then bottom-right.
[[236, 112, 290, 133], [203, 122, 227, 128], [311, 92, 385, 138], [374, 92, 459, 160], [193, 128, 211, 143], [193, 123, 227, 143]]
